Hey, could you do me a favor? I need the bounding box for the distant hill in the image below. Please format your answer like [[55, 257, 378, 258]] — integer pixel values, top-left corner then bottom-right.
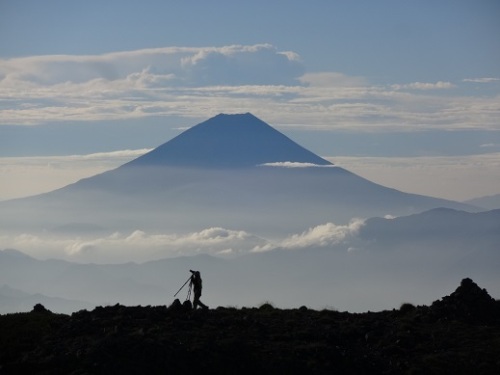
[[0, 284, 93, 315], [464, 193, 500, 210], [358, 208, 500, 277], [360, 208, 500, 246]]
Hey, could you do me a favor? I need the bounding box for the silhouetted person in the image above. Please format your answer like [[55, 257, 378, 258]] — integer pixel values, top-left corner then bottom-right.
[[190, 270, 208, 309]]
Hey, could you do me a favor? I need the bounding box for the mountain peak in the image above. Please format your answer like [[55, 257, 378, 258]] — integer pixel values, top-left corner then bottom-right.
[[124, 113, 331, 168]]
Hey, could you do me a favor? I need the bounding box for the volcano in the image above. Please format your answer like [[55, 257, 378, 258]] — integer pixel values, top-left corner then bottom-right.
[[125, 113, 331, 168], [0, 113, 474, 235]]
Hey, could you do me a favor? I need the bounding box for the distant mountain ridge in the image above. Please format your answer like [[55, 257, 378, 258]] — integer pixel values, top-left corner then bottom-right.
[[360, 208, 500, 248], [124, 113, 331, 168], [464, 194, 500, 210], [0, 283, 93, 314]]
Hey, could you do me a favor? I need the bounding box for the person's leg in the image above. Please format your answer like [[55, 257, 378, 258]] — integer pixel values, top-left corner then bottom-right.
[[193, 292, 201, 309]]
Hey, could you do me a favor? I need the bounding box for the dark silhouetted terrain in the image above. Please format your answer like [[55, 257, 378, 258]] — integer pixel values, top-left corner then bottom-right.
[[1, 278, 499, 374]]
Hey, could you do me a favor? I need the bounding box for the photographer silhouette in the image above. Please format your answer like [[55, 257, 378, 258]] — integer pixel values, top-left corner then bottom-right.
[[190, 270, 208, 310]]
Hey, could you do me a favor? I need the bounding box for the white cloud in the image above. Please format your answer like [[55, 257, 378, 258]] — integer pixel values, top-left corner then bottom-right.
[[252, 219, 365, 252], [0, 44, 302, 88], [279, 220, 365, 249], [79, 149, 152, 160], [179, 44, 304, 86], [463, 77, 500, 83], [0, 220, 369, 263], [391, 81, 455, 90], [0, 227, 264, 263], [1, 219, 358, 262], [0, 219, 370, 263], [259, 162, 335, 168], [0, 44, 306, 125], [0, 45, 498, 131]]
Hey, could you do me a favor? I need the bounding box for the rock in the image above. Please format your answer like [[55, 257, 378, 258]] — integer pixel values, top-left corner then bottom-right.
[[430, 278, 498, 323], [168, 299, 183, 313], [182, 300, 192, 311], [32, 303, 51, 314]]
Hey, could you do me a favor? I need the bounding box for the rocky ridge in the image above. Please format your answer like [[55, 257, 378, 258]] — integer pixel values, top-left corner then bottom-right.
[[0, 278, 499, 374]]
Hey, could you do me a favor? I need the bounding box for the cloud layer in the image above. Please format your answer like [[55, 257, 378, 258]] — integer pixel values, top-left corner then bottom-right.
[[259, 162, 336, 168], [0, 220, 366, 264], [1, 44, 499, 130], [252, 219, 364, 252]]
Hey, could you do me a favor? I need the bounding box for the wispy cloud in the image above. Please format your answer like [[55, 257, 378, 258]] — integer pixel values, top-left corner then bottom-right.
[[0, 44, 499, 131], [0, 44, 302, 87], [391, 81, 455, 90], [463, 77, 500, 83], [252, 220, 365, 252], [259, 162, 335, 168]]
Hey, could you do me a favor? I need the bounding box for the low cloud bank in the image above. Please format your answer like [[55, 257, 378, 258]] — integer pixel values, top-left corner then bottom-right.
[[0, 220, 366, 263], [63, 227, 258, 261], [253, 219, 365, 252], [0, 227, 260, 263]]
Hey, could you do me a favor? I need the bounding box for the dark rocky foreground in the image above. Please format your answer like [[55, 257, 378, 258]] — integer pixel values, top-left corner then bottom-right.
[[1, 278, 499, 374]]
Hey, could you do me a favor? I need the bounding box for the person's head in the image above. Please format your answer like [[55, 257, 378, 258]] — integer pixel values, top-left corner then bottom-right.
[[190, 270, 200, 277]]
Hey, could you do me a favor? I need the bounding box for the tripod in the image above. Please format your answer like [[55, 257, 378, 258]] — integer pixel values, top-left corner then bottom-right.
[[174, 275, 192, 301]]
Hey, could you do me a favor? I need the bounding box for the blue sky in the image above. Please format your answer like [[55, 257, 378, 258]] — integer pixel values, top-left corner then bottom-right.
[[1, 0, 499, 201]]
